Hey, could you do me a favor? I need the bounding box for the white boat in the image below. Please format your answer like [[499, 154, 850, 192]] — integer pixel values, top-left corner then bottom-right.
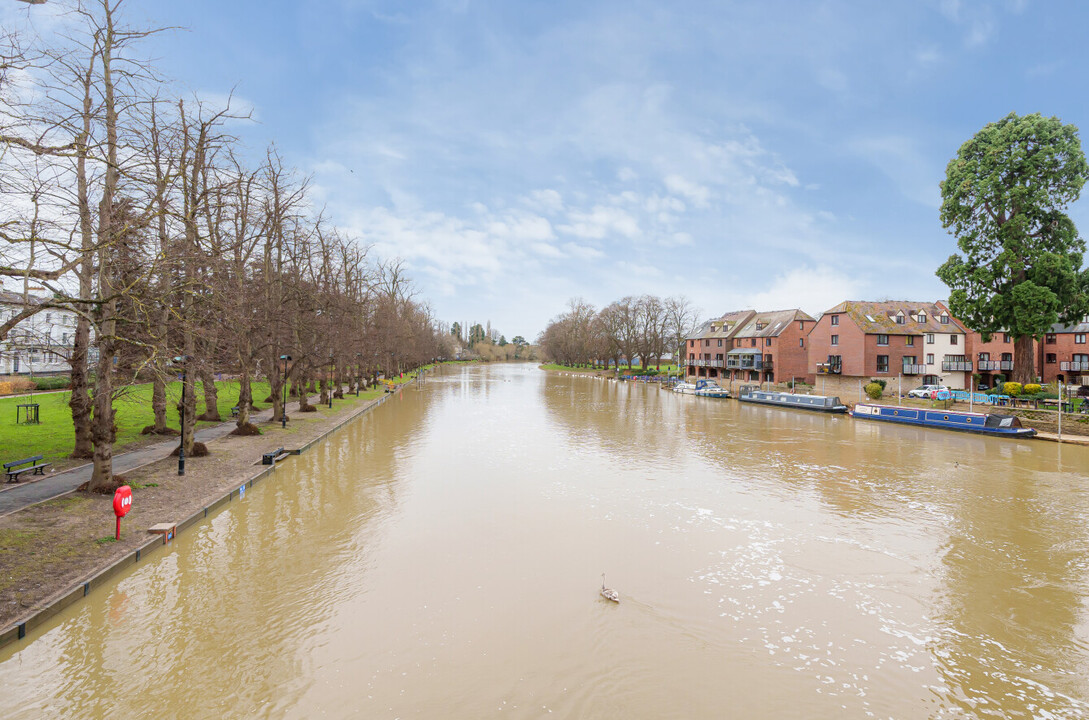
[[694, 379, 730, 398], [674, 379, 730, 397]]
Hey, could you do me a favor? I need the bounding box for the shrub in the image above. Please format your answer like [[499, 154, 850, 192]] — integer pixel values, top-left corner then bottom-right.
[[1023, 383, 1042, 396], [864, 382, 884, 400], [870, 379, 887, 390], [34, 376, 70, 390], [1003, 381, 1023, 397]]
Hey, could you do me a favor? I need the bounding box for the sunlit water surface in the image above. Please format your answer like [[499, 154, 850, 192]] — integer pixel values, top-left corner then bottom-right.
[[3, 364, 1089, 718]]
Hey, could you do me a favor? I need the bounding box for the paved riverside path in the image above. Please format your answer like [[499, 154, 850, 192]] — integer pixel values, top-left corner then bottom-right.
[[0, 401, 300, 517]]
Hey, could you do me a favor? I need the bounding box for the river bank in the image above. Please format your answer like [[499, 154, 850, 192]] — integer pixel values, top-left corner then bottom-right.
[[0, 381, 409, 645]]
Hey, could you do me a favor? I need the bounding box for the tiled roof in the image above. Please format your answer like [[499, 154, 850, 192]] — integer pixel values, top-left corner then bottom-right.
[[824, 300, 967, 335], [0, 290, 47, 306], [1047, 320, 1089, 333], [733, 309, 816, 339], [688, 310, 755, 341]]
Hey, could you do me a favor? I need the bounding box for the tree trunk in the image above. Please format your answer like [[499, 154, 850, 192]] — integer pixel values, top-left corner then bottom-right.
[[88, 324, 115, 490], [151, 374, 168, 431], [198, 367, 220, 421], [1014, 336, 1036, 385], [236, 364, 253, 427], [181, 334, 197, 455], [319, 377, 330, 406], [68, 315, 94, 459]]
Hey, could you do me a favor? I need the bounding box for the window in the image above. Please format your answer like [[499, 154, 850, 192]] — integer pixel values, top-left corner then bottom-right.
[[61, 333, 68, 344], [918, 311, 927, 323], [1046, 334, 1057, 344], [979, 352, 990, 361], [1003, 333, 1011, 343], [689, 353, 694, 361], [877, 334, 889, 346], [950, 335, 958, 345], [689, 340, 695, 348], [1046, 353, 1056, 364], [765, 337, 772, 346], [926, 353, 935, 364], [798, 320, 805, 330], [831, 335, 839, 346], [905, 336, 915, 346], [1002, 352, 1013, 362], [704, 339, 710, 347], [45, 313, 51, 322], [1076, 334, 1086, 344], [926, 333, 935, 344], [876, 355, 889, 373], [939, 314, 949, 324], [717, 339, 722, 347], [830, 315, 839, 326], [750, 339, 757, 347], [894, 313, 905, 324], [799, 338, 805, 348]]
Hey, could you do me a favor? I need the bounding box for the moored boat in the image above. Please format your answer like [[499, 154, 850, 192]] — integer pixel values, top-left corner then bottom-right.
[[672, 381, 699, 394], [737, 385, 846, 413], [693, 379, 730, 398], [849, 403, 1036, 438]]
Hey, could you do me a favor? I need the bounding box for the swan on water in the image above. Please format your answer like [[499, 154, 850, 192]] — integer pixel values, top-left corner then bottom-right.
[[600, 573, 620, 603]]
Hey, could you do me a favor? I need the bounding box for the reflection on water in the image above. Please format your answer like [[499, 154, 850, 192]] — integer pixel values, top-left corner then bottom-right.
[[2, 364, 1088, 718]]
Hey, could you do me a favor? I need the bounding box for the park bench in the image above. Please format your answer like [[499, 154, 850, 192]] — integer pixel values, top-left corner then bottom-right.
[[4, 454, 52, 483], [262, 447, 285, 465], [230, 405, 240, 417]]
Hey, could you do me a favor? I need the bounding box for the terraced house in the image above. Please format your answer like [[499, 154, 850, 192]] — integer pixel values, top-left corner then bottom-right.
[[726, 309, 816, 385], [1038, 321, 1089, 385], [807, 300, 971, 397], [683, 310, 755, 380]]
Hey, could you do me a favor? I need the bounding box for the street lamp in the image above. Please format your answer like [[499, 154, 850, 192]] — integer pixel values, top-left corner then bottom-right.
[[328, 352, 334, 408], [172, 355, 189, 476], [279, 354, 291, 429], [355, 352, 362, 396]]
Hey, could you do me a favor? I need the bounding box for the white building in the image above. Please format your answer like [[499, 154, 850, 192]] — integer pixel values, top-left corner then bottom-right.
[[0, 289, 82, 376]]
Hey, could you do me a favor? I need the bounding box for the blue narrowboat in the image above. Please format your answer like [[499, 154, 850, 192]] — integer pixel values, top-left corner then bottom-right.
[[849, 403, 1036, 438], [738, 385, 847, 413]]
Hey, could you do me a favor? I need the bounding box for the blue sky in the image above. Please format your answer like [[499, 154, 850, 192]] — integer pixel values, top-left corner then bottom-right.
[[11, 0, 1089, 339]]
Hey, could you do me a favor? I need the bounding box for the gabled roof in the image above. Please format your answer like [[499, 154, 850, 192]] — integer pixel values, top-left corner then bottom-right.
[[823, 300, 968, 335], [733, 309, 816, 339], [687, 309, 756, 341], [1046, 320, 1089, 334]]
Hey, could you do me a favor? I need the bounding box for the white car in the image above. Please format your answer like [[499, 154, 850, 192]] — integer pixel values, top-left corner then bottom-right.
[[907, 384, 949, 399]]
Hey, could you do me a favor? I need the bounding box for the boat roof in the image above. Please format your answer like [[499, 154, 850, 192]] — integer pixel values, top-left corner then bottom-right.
[[853, 403, 988, 418]]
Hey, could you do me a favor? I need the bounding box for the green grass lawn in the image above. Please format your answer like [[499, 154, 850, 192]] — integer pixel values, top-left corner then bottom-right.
[[0, 380, 272, 466]]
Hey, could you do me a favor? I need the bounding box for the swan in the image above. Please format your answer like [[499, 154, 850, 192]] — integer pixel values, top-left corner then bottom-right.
[[600, 573, 620, 603]]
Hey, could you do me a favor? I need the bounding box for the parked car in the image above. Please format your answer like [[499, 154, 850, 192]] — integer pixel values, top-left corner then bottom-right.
[[908, 384, 950, 399]]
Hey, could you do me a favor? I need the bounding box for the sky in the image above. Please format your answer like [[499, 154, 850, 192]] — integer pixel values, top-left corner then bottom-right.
[[7, 0, 1089, 339]]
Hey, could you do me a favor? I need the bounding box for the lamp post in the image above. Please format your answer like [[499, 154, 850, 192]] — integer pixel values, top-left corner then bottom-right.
[[173, 355, 189, 476], [355, 352, 362, 396], [328, 352, 334, 408], [280, 354, 291, 429]]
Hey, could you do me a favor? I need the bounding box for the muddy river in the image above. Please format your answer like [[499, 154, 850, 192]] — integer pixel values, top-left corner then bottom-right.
[[2, 363, 1088, 718]]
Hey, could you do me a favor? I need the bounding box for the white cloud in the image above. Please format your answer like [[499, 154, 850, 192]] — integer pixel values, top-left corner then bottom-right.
[[745, 266, 868, 317], [558, 205, 640, 239], [664, 174, 710, 208]]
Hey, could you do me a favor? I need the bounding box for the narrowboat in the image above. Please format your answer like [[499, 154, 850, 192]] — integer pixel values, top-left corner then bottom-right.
[[849, 404, 1036, 438], [737, 385, 847, 413]]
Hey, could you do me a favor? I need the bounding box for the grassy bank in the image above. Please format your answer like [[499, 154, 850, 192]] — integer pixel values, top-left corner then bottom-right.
[[0, 380, 272, 467]]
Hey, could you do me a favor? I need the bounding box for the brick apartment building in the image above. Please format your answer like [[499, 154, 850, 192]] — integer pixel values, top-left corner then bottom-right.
[[807, 300, 971, 397], [966, 331, 1024, 389], [683, 310, 755, 380], [725, 309, 816, 385], [1038, 321, 1089, 385]]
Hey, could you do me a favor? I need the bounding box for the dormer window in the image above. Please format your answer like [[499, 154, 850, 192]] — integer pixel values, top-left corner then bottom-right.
[[894, 311, 905, 324], [917, 311, 926, 323], [756, 322, 767, 330], [939, 313, 949, 324]]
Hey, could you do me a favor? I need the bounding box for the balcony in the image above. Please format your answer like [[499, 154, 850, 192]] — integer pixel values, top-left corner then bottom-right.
[[816, 356, 842, 375], [1060, 361, 1089, 372], [942, 361, 973, 372], [977, 360, 1013, 372], [902, 363, 925, 375], [689, 359, 725, 368]]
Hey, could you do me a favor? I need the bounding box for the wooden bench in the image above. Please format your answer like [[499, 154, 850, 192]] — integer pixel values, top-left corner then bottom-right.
[[4, 455, 52, 483], [230, 405, 240, 418]]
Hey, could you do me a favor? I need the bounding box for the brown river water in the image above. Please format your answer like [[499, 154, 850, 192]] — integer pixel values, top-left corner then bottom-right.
[[2, 363, 1089, 718]]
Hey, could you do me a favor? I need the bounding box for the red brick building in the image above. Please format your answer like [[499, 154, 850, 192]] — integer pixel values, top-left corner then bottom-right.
[[965, 331, 1023, 389], [683, 310, 755, 380], [1038, 321, 1089, 385], [808, 300, 971, 396], [726, 309, 816, 384]]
